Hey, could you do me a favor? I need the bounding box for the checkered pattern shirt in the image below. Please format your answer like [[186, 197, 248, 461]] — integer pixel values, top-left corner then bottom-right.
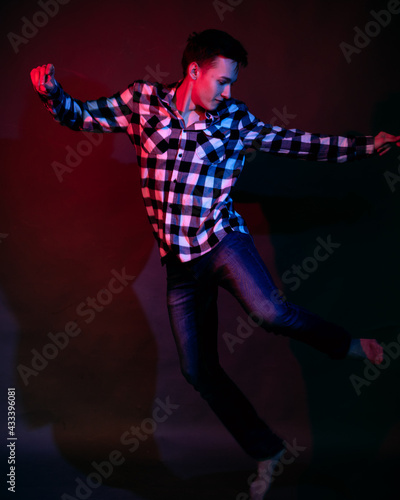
[[38, 79, 375, 262]]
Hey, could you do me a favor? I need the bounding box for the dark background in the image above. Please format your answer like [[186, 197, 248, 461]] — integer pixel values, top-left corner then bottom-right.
[[1, 1, 399, 499]]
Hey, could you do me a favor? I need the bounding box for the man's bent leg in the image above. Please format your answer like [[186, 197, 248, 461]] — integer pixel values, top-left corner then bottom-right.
[[212, 232, 352, 359], [165, 254, 284, 460]]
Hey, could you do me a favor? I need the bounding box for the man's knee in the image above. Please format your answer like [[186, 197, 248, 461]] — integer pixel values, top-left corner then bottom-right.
[[250, 297, 289, 330], [253, 302, 300, 333]]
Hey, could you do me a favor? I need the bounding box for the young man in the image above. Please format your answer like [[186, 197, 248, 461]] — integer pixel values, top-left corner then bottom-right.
[[31, 29, 399, 499]]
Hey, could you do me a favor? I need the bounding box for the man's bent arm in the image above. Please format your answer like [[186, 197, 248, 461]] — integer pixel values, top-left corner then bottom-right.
[[31, 64, 136, 133]]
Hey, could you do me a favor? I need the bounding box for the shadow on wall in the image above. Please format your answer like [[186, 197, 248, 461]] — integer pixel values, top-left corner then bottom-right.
[[0, 75, 184, 498], [0, 75, 278, 500], [232, 92, 400, 499]]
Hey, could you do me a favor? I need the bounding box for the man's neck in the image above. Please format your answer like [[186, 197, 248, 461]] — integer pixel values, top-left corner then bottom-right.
[[173, 78, 191, 113], [173, 77, 205, 120]]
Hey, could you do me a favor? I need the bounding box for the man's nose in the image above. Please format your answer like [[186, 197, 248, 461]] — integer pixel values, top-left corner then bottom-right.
[[221, 85, 231, 99]]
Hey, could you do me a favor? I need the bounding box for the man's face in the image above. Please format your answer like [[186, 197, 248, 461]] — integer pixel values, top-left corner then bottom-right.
[[192, 56, 238, 111]]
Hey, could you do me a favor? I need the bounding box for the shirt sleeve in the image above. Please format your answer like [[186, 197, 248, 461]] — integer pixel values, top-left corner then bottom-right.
[[36, 80, 137, 133], [238, 107, 375, 163]]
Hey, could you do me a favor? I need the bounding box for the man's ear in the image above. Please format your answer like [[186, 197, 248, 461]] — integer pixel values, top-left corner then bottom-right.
[[188, 62, 199, 80]]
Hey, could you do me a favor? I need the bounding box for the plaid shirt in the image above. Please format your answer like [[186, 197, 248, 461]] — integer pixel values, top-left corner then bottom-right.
[[38, 80, 375, 262]]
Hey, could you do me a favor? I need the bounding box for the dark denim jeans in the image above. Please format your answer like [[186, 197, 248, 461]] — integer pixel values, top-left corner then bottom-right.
[[165, 231, 351, 460]]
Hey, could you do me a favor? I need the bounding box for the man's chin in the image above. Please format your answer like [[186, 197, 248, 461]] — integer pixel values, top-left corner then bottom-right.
[[201, 100, 222, 113], [209, 100, 222, 110]]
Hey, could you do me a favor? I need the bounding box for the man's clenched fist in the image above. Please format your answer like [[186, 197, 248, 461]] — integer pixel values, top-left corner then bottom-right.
[[30, 63, 55, 93]]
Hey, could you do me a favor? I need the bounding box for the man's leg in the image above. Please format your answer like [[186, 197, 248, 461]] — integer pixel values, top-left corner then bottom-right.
[[211, 232, 382, 362], [165, 253, 284, 461]]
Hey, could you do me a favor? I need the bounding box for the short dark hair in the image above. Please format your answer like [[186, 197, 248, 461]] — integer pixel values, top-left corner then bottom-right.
[[181, 29, 248, 77]]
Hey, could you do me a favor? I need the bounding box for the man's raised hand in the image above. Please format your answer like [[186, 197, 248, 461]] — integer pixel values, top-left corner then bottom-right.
[[30, 63, 55, 94]]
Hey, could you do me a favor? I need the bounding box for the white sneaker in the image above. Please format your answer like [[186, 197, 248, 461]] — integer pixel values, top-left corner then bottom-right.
[[249, 448, 286, 499]]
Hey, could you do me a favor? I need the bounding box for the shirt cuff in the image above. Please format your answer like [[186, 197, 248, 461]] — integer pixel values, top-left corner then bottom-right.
[[365, 135, 375, 155], [37, 80, 62, 102], [351, 135, 375, 160]]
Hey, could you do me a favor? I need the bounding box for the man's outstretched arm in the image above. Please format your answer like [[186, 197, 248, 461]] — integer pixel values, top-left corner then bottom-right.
[[238, 105, 399, 162], [30, 63, 136, 133]]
